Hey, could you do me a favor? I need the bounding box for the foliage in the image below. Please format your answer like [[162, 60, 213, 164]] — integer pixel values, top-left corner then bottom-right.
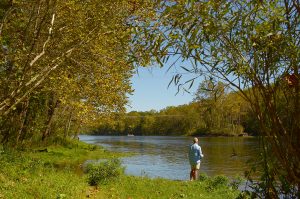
[[198, 173, 242, 192], [0, 0, 153, 146], [130, 0, 300, 196], [241, 138, 299, 198], [94, 87, 255, 136], [86, 159, 124, 186], [205, 175, 230, 191], [229, 176, 244, 191], [198, 173, 209, 182]]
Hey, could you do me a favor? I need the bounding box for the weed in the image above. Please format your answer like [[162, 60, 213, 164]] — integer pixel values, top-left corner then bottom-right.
[[86, 159, 124, 186], [198, 173, 209, 181], [205, 175, 229, 191]]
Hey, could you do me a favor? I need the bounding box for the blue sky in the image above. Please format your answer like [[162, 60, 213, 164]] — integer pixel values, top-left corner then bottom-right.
[[126, 64, 202, 112]]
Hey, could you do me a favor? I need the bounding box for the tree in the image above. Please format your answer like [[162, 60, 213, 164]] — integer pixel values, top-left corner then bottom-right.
[[130, 0, 300, 197], [0, 0, 149, 145], [194, 80, 246, 135]]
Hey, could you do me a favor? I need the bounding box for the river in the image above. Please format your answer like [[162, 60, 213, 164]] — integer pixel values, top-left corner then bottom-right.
[[79, 135, 260, 181]]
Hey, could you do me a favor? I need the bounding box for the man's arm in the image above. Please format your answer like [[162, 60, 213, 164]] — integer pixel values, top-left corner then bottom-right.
[[199, 146, 204, 159]]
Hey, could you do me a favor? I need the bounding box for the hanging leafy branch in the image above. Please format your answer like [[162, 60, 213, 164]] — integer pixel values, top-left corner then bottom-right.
[[130, 0, 300, 197]]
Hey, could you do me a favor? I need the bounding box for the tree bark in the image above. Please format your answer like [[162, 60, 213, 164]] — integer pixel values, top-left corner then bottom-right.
[[15, 99, 29, 146], [41, 97, 59, 141], [64, 109, 73, 138]]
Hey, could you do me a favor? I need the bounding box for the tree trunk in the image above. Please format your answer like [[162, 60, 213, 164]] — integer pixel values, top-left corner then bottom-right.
[[72, 124, 81, 140], [15, 99, 29, 146], [41, 97, 59, 141], [64, 109, 73, 138]]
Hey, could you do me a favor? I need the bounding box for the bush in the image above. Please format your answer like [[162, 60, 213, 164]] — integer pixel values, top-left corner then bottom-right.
[[212, 175, 229, 186], [88, 145, 98, 151], [86, 159, 124, 186], [198, 173, 209, 182], [205, 175, 229, 191], [230, 176, 244, 190]]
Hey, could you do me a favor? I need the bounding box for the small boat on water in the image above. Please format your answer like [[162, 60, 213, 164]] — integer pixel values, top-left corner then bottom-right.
[[127, 134, 134, 136]]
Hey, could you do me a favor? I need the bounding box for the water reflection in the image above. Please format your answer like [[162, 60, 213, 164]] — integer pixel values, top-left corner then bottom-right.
[[79, 135, 260, 180]]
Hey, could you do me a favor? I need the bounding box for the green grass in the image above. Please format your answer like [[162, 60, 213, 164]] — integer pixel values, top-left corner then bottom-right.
[[0, 150, 86, 198], [0, 141, 241, 199], [0, 141, 129, 199], [27, 140, 129, 168], [92, 175, 240, 199]]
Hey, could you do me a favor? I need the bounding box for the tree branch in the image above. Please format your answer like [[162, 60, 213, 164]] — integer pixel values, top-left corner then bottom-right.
[[29, 13, 55, 67]]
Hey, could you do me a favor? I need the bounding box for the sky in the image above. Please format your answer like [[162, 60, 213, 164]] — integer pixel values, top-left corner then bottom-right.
[[126, 64, 202, 112]]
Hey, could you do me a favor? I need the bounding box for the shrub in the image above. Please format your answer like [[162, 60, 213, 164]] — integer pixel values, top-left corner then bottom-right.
[[205, 175, 229, 191], [86, 159, 124, 186], [230, 176, 244, 190], [198, 173, 209, 182], [88, 145, 98, 151], [212, 175, 229, 186]]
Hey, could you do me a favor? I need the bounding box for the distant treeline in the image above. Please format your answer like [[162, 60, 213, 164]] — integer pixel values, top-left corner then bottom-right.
[[93, 82, 260, 136]]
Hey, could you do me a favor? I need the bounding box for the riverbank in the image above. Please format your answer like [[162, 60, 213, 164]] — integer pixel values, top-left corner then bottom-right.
[[0, 140, 241, 198]]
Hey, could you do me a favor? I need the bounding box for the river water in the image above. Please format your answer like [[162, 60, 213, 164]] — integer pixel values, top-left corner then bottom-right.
[[79, 135, 260, 181]]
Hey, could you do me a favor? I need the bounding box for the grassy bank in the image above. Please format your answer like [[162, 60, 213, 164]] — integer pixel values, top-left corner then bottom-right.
[[90, 175, 241, 199], [0, 140, 241, 199]]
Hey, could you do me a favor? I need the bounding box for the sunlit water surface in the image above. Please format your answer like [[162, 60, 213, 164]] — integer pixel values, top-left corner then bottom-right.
[[79, 135, 260, 181]]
